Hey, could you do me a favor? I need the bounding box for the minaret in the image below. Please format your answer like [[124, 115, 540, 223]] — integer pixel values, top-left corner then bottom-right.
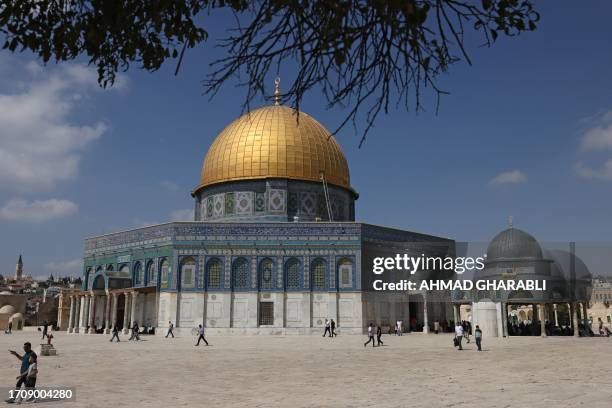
[[15, 254, 23, 281]]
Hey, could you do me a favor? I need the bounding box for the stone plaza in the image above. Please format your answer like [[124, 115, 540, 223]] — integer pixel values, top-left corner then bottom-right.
[[2, 330, 611, 407]]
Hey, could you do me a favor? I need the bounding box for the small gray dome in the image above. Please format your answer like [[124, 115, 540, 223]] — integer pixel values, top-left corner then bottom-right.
[[486, 228, 543, 261]]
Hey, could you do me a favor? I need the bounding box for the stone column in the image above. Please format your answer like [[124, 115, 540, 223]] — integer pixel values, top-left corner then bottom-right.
[[540, 304, 547, 337], [571, 302, 579, 337], [130, 292, 139, 328], [141, 293, 147, 326], [103, 293, 112, 334], [422, 294, 429, 333], [501, 302, 508, 337], [88, 295, 96, 334], [74, 296, 81, 333], [123, 292, 131, 334], [67, 296, 75, 333], [582, 303, 589, 327], [553, 303, 559, 327], [81, 295, 90, 331], [111, 293, 118, 331]]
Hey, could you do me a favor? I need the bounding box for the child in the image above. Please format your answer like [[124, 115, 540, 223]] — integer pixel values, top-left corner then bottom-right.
[[15, 354, 37, 403], [474, 325, 483, 351]]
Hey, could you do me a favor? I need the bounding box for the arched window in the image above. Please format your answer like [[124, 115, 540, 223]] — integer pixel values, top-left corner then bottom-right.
[[146, 261, 155, 285], [106, 264, 114, 272], [181, 257, 196, 288], [311, 258, 326, 290], [206, 258, 221, 289], [259, 259, 274, 290], [338, 259, 353, 288], [233, 258, 249, 289], [118, 264, 130, 278], [160, 258, 169, 287], [92, 274, 105, 290], [134, 262, 142, 285], [285, 258, 301, 290]]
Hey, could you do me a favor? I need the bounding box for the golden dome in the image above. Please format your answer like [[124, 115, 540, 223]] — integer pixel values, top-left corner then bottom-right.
[[195, 105, 351, 193]]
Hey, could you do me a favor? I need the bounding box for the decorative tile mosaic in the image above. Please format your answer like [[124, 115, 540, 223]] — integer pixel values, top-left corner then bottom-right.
[[213, 194, 225, 217], [201, 199, 207, 219], [317, 193, 327, 218], [225, 192, 235, 215], [300, 192, 316, 215], [268, 189, 286, 212], [287, 192, 298, 213], [255, 192, 265, 212], [206, 197, 213, 218], [235, 192, 253, 215]]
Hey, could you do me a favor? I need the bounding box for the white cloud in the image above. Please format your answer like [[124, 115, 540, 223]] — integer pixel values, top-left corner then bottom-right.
[[575, 111, 612, 181], [0, 61, 123, 191], [0, 198, 77, 222], [43, 258, 83, 277], [489, 170, 526, 185], [160, 180, 180, 191], [170, 208, 194, 221], [575, 160, 612, 180], [581, 123, 612, 151]]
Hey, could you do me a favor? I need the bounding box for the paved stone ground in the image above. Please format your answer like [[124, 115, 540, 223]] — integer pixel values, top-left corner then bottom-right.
[[1, 330, 611, 407]]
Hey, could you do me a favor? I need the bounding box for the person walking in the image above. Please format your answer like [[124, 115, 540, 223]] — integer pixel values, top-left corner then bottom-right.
[[7, 321, 12, 334], [323, 319, 331, 337], [474, 325, 483, 351], [461, 321, 470, 343], [110, 325, 120, 342], [396, 320, 403, 336], [166, 321, 175, 338], [376, 325, 384, 346], [195, 324, 209, 346], [364, 323, 375, 347], [330, 319, 337, 337], [454, 322, 464, 350], [129, 321, 140, 341], [6, 342, 36, 404], [13, 353, 38, 404], [41, 322, 48, 340]]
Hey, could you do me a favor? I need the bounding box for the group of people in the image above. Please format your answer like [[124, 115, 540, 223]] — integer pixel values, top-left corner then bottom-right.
[[597, 318, 611, 337], [6, 342, 38, 404], [107, 321, 143, 342], [454, 322, 483, 351], [363, 323, 384, 347], [322, 319, 337, 337]]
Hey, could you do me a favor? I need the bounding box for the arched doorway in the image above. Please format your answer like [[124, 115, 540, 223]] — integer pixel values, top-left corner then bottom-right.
[[116, 294, 126, 330]]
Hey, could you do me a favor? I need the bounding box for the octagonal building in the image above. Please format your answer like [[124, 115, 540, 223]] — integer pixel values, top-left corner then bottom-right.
[[60, 98, 455, 335]]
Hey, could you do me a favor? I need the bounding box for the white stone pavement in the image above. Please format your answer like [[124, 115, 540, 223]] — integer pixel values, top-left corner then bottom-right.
[[1, 331, 611, 407]]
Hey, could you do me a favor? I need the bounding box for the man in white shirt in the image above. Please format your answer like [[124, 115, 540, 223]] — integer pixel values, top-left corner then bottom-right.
[[195, 324, 209, 346], [323, 319, 331, 337], [454, 322, 464, 350], [364, 323, 375, 347]]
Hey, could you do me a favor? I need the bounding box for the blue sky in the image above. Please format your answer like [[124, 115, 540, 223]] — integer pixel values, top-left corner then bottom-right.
[[1, 2, 611, 279]]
